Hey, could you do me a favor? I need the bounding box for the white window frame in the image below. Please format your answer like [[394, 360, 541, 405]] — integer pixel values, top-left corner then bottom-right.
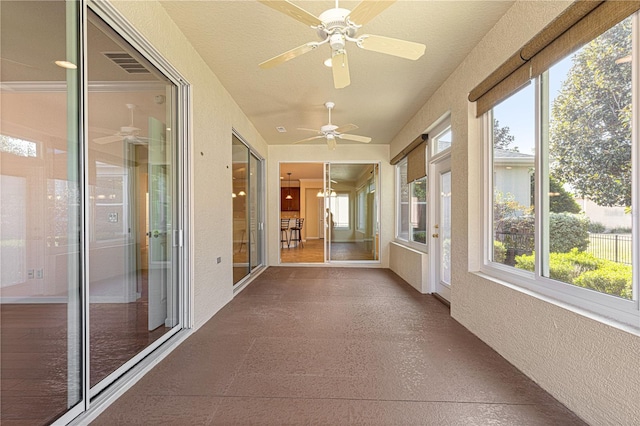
[[357, 185, 366, 233], [395, 157, 428, 252], [481, 13, 640, 329], [431, 118, 452, 159]]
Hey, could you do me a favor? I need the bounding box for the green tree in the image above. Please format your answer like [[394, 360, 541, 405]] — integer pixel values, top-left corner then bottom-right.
[[549, 176, 581, 213], [493, 119, 519, 152], [550, 18, 632, 207]]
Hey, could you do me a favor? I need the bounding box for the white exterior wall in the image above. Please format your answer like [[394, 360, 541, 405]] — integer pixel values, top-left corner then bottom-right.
[[390, 1, 640, 425], [578, 198, 633, 230], [111, 0, 268, 329], [494, 165, 532, 208]]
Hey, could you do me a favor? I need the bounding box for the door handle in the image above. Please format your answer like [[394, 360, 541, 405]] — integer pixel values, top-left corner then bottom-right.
[[432, 233, 439, 238]]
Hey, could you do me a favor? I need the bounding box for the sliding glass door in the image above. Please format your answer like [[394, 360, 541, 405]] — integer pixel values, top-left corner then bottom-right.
[[1, 2, 187, 423], [325, 163, 380, 262], [0, 1, 84, 423], [232, 133, 264, 285], [87, 10, 182, 393]]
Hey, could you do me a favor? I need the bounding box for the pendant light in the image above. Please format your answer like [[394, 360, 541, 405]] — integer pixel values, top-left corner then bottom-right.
[[285, 172, 293, 200]]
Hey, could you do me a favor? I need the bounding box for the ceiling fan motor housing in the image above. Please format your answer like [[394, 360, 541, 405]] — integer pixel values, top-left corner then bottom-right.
[[317, 8, 357, 41], [321, 124, 338, 133]]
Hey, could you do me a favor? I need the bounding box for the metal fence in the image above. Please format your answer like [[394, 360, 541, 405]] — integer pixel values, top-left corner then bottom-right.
[[587, 233, 632, 265], [495, 232, 632, 266], [495, 231, 534, 266]]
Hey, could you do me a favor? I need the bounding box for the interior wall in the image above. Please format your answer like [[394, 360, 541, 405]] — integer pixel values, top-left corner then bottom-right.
[[302, 184, 322, 239], [390, 1, 640, 424], [268, 144, 391, 267], [112, 0, 268, 329]]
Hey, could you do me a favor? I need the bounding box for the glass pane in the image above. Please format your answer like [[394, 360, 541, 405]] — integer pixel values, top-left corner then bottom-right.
[[249, 153, 262, 271], [397, 161, 409, 240], [87, 12, 178, 387], [410, 177, 427, 244], [232, 135, 249, 283], [1, 0, 82, 423], [329, 164, 379, 261], [433, 128, 452, 155], [440, 171, 452, 285], [545, 17, 633, 300], [492, 84, 536, 267]]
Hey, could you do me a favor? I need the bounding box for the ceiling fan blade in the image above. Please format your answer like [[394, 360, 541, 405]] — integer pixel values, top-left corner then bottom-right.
[[258, 1, 322, 27], [297, 127, 322, 133], [339, 133, 372, 143], [332, 51, 350, 89], [334, 123, 358, 134], [348, 0, 396, 25], [293, 135, 324, 144], [93, 134, 124, 145], [259, 42, 318, 69], [358, 34, 425, 60]]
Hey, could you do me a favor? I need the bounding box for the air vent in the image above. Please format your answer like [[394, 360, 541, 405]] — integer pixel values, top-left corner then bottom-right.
[[103, 52, 150, 74]]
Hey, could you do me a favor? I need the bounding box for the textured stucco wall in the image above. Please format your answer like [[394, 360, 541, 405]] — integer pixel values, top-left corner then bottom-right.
[[390, 1, 640, 424], [111, 0, 268, 329], [389, 242, 428, 293], [268, 144, 391, 268]]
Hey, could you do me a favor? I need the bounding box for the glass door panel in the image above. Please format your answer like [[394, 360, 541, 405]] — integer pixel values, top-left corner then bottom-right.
[[0, 1, 83, 423], [249, 153, 262, 271], [328, 163, 379, 262], [87, 12, 178, 389], [432, 157, 452, 300], [232, 135, 249, 284]]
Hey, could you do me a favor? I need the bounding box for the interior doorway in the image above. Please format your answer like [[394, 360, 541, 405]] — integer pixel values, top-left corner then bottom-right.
[[279, 162, 379, 264]]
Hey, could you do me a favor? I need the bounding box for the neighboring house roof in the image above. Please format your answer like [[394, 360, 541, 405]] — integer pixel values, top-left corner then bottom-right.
[[494, 148, 534, 166]]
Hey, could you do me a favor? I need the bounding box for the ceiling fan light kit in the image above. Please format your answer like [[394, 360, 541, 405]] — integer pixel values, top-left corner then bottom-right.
[[258, 0, 426, 89]]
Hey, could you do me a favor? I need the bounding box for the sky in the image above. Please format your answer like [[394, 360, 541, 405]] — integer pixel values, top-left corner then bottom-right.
[[493, 56, 573, 155]]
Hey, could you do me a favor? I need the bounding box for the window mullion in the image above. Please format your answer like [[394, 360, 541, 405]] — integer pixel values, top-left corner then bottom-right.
[[537, 72, 550, 279]]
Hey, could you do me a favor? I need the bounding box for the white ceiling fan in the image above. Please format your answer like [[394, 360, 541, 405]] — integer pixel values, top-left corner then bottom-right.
[[294, 101, 371, 150], [258, 0, 426, 89], [92, 103, 147, 145]]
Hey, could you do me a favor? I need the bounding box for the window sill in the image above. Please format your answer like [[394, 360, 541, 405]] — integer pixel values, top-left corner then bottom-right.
[[393, 239, 428, 254]]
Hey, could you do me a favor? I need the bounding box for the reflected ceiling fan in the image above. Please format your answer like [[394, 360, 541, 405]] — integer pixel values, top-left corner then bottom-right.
[[258, 0, 426, 89], [93, 104, 148, 145], [294, 101, 371, 150]]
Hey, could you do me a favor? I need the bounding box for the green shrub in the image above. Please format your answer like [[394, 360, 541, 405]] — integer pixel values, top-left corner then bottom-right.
[[493, 240, 506, 263], [608, 226, 632, 234], [413, 231, 426, 244], [549, 212, 589, 253], [514, 252, 535, 271], [496, 212, 588, 255], [516, 249, 631, 299], [574, 263, 632, 299], [516, 249, 601, 284], [588, 221, 606, 233]]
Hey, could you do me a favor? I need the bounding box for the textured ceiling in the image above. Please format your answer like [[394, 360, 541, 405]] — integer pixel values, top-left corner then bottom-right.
[[160, 0, 514, 147]]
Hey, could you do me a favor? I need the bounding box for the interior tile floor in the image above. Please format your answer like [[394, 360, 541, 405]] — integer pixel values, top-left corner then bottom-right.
[[279, 239, 377, 264], [93, 267, 586, 425]]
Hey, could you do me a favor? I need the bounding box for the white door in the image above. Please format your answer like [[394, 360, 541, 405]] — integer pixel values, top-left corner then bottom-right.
[[431, 156, 452, 300], [147, 117, 170, 330]]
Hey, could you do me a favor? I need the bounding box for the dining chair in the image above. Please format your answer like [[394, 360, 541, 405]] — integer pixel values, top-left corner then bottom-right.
[[289, 218, 304, 248], [280, 218, 290, 248]]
